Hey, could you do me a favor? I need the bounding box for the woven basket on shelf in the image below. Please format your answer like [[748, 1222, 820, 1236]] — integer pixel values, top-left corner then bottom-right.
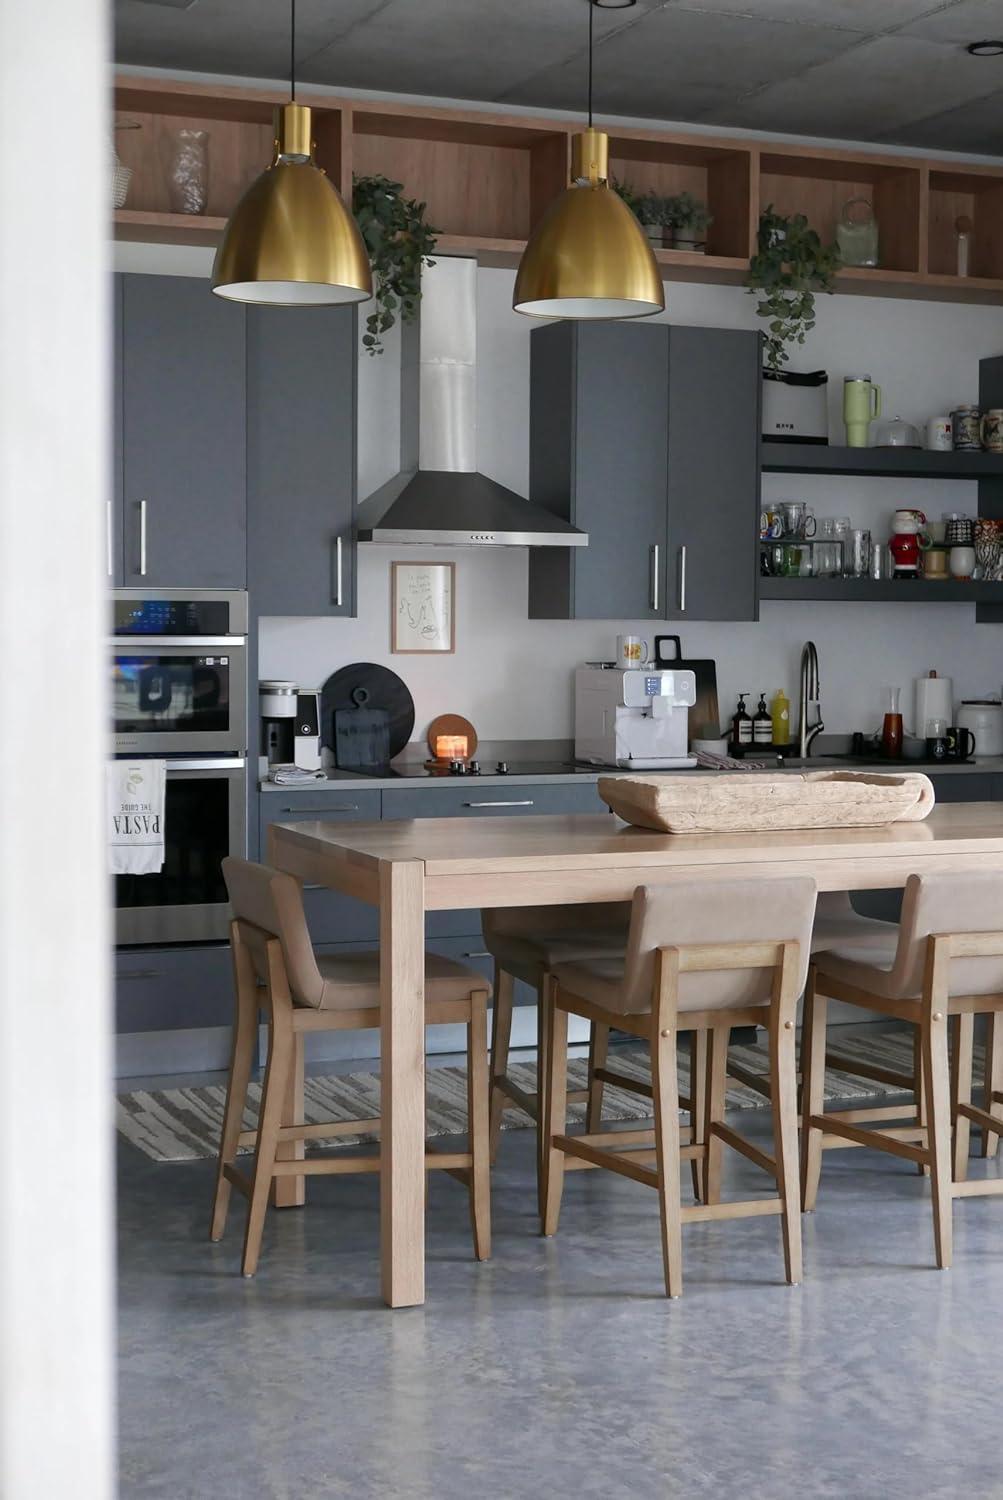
[[599, 770, 935, 835]]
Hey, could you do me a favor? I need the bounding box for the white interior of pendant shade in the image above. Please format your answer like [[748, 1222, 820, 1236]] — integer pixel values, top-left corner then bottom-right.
[[212, 280, 371, 305], [513, 296, 664, 318]]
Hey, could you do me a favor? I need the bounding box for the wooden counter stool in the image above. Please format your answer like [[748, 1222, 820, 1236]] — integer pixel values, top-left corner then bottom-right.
[[541, 877, 817, 1298], [212, 858, 492, 1277], [802, 871, 1003, 1269]]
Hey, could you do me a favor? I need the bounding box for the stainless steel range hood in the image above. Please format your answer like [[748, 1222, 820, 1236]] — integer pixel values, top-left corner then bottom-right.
[[356, 257, 587, 548]]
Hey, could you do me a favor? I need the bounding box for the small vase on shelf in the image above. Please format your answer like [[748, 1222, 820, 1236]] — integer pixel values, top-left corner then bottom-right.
[[162, 128, 209, 215]]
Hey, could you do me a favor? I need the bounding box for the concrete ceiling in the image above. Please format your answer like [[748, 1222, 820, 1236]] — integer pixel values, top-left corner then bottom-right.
[[115, 0, 1003, 153]]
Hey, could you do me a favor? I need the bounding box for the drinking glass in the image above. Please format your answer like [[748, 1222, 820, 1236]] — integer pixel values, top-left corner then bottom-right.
[[847, 529, 871, 577], [882, 685, 903, 759], [814, 541, 842, 578]]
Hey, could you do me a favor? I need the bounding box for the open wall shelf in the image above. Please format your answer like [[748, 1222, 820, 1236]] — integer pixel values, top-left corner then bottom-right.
[[114, 75, 1003, 304], [762, 444, 1003, 481], [760, 578, 1003, 603]]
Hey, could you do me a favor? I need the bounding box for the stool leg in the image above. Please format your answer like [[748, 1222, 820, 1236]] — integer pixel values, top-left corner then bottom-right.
[[952, 1013, 974, 1182], [586, 1021, 609, 1132], [922, 1006, 953, 1271], [652, 961, 683, 1300], [769, 945, 802, 1287], [541, 987, 568, 1237], [241, 1009, 293, 1278], [983, 1014, 1002, 1158], [914, 1028, 929, 1177], [536, 983, 552, 1219], [210, 932, 257, 1242], [703, 1026, 729, 1205], [273, 1032, 305, 1209], [468, 990, 492, 1262], [689, 1029, 707, 1204], [488, 965, 515, 1164], [800, 974, 827, 1213]]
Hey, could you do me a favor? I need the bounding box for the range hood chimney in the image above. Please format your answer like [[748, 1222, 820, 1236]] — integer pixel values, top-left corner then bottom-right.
[[356, 257, 587, 547]]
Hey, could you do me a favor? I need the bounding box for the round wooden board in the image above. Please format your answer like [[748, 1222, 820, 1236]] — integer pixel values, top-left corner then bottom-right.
[[426, 713, 478, 762]]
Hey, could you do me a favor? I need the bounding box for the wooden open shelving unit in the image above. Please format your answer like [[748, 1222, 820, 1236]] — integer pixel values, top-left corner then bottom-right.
[[113, 74, 1003, 302]]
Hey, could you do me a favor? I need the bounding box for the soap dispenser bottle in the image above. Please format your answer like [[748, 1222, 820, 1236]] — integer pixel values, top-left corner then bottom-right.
[[770, 688, 791, 747], [732, 693, 753, 754], [754, 693, 773, 746]]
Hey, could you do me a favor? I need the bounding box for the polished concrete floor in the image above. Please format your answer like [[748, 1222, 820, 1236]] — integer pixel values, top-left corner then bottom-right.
[[118, 1083, 1003, 1500]]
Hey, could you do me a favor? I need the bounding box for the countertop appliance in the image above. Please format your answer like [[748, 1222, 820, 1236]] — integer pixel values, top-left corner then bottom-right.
[[112, 589, 248, 945], [574, 665, 697, 769], [957, 701, 1003, 757], [259, 681, 322, 772]]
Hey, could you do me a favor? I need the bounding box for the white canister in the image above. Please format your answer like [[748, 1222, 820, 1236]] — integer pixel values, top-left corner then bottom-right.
[[259, 679, 298, 717], [914, 672, 953, 736], [925, 415, 952, 451], [950, 544, 976, 580], [957, 702, 1003, 758]]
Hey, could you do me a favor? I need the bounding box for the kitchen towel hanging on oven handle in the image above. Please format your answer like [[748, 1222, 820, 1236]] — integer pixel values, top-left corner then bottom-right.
[[107, 760, 166, 875]]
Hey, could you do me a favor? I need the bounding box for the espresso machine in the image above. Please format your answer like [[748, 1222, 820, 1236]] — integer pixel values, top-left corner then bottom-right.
[[574, 664, 697, 769], [259, 681, 323, 773]]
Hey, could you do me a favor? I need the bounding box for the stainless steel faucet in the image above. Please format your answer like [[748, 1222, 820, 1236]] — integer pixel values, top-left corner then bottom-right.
[[798, 640, 824, 757]]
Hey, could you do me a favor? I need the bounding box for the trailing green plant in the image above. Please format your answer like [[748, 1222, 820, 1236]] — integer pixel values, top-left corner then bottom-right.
[[663, 191, 712, 235], [746, 205, 840, 371], [352, 173, 440, 355]]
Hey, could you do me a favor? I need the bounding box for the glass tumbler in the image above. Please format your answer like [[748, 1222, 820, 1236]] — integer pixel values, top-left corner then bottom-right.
[[814, 541, 842, 578], [848, 528, 871, 577]]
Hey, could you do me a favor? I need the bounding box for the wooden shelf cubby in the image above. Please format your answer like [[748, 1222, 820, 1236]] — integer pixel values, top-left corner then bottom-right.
[[112, 74, 1003, 305]]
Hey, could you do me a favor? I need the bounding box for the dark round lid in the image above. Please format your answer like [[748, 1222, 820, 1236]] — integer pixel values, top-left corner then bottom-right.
[[320, 662, 415, 764]]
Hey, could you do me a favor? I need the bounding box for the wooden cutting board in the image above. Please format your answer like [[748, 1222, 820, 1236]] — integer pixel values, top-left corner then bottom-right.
[[653, 635, 720, 740]]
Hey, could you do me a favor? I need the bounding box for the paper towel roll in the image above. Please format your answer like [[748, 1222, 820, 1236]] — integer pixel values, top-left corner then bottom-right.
[[914, 673, 953, 734]]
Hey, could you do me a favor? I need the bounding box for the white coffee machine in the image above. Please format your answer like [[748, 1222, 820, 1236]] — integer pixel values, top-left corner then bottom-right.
[[575, 665, 697, 769]]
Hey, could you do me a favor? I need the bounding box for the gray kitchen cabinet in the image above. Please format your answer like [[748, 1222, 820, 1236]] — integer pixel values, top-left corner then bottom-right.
[[259, 788, 381, 944], [528, 322, 670, 619], [246, 304, 357, 616], [119, 273, 246, 588], [116, 943, 234, 1033], [528, 322, 760, 622], [662, 326, 760, 622]]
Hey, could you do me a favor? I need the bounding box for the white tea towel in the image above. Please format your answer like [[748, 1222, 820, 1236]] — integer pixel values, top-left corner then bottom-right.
[[108, 760, 166, 875]]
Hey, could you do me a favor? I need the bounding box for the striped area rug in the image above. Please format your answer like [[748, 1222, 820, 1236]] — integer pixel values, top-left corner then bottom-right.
[[116, 1028, 955, 1164]]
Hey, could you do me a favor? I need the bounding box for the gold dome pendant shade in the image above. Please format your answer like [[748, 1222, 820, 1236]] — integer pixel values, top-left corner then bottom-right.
[[513, 128, 663, 319], [212, 104, 372, 306]]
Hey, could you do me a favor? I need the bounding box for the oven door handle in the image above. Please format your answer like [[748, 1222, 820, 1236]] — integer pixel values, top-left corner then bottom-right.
[[108, 636, 246, 648], [154, 756, 247, 772]]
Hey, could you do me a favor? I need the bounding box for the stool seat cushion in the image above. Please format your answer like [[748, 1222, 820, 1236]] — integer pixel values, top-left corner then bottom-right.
[[483, 926, 627, 971], [312, 951, 490, 1011], [811, 893, 899, 955]]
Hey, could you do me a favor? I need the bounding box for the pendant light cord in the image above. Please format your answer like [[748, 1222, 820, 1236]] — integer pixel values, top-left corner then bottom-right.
[[587, 0, 594, 126], [290, 0, 296, 101]]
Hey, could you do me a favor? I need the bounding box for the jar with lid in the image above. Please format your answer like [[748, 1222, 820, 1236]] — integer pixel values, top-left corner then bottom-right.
[[835, 197, 879, 268]]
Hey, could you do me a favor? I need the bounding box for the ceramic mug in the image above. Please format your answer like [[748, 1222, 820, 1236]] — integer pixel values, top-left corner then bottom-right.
[[616, 634, 649, 668], [981, 408, 1003, 453], [947, 725, 977, 761], [952, 406, 981, 451], [925, 415, 953, 451]]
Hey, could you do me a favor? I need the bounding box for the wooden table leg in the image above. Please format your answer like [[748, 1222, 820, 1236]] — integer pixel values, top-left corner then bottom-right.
[[379, 859, 426, 1309]]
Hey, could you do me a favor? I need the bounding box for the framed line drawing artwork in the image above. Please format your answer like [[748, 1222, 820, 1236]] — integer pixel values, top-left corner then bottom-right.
[[391, 561, 456, 654]]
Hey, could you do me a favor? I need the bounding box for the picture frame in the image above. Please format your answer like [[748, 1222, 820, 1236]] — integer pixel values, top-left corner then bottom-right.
[[391, 561, 456, 654]]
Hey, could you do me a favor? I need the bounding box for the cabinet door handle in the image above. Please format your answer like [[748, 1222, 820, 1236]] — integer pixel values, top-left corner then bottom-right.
[[650, 543, 659, 612], [678, 544, 687, 613], [463, 951, 491, 959], [334, 535, 343, 608], [463, 800, 535, 808], [139, 499, 148, 577], [119, 969, 163, 982], [106, 501, 113, 578], [279, 804, 358, 813]]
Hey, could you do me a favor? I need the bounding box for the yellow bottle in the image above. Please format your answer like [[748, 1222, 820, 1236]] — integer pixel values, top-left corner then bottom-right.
[[771, 688, 791, 747]]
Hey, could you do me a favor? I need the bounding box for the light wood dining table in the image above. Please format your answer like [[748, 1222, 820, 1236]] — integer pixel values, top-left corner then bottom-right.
[[269, 802, 1003, 1308]]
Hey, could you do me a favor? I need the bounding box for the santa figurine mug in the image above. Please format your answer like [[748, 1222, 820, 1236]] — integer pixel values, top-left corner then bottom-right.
[[889, 509, 927, 579]]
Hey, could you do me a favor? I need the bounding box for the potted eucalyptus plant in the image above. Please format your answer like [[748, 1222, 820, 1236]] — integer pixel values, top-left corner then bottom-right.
[[664, 191, 712, 253], [352, 173, 439, 355], [746, 205, 840, 371]]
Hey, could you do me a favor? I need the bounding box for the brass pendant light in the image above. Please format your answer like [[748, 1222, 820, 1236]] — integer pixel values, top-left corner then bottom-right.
[[212, 1, 372, 306], [513, 0, 663, 320]]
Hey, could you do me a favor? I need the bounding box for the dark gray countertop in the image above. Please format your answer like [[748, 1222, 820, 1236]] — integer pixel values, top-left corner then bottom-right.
[[260, 754, 1003, 793]]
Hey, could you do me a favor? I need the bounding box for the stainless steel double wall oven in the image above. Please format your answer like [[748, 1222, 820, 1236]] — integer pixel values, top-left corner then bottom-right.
[[112, 589, 248, 944]]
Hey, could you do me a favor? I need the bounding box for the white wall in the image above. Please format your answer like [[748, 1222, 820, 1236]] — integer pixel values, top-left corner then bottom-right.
[[1, 0, 114, 1492], [261, 266, 1003, 741]]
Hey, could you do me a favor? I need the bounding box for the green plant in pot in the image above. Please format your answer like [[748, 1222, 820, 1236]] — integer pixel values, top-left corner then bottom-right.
[[352, 173, 440, 355], [746, 205, 840, 371], [635, 192, 670, 247], [664, 191, 712, 253]]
